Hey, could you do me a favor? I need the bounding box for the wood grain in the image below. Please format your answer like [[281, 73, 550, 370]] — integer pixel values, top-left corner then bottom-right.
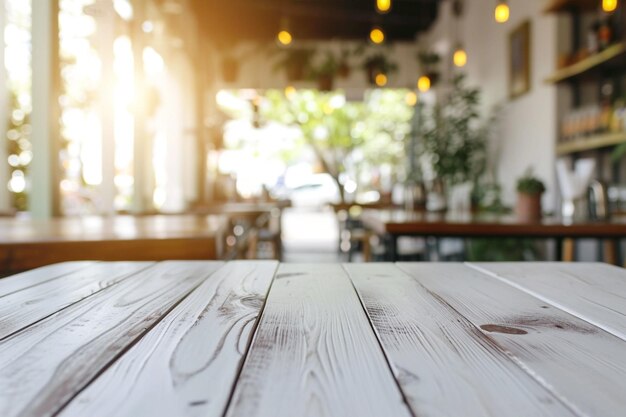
[[345, 263, 577, 417], [0, 261, 223, 417], [225, 263, 413, 417], [469, 262, 626, 342], [58, 261, 278, 417], [0, 261, 94, 296], [398, 263, 626, 417], [0, 262, 153, 340]]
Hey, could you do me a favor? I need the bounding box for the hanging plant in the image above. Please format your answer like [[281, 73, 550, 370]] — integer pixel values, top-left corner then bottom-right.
[[362, 53, 398, 85], [272, 48, 315, 81], [308, 51, 340, 92], [417, 50, 441, 85]]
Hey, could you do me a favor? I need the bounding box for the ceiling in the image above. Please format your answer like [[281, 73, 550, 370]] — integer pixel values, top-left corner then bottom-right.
[[191, 0, 442, 45]]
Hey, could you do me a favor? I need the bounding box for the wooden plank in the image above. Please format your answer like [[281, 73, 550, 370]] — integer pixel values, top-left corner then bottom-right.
[[0, 261, 223, 417], [58, 261, 278, 417], [345, 263, 577, 417], [469, 262, 626, 342], [0, 261, 153, 340], [0, 261, 94, 296], [398, 263, 626, 417], [225, 263, 412, 417]]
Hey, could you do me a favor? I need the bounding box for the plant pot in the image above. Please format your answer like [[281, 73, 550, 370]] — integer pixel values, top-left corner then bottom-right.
[[365, 65, 381, 85], [317, 75, 334, 92], [516, 192, 542, 222], [221, 57, 239, 83], [337, 62, 351, 78], [425, 71, 440, 87]]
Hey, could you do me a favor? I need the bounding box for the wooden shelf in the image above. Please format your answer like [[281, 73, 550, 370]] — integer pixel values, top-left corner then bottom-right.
[[544, 0, 598, 13], [545, 43, 626, 84], [556, 132, 626, 155]]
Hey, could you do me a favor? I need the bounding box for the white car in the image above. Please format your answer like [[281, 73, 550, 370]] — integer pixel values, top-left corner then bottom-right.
[[285, 174, 341, 208]]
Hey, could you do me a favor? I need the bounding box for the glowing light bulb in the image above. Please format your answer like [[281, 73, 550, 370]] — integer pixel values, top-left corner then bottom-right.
[[405, 91, 418, 106], [370, 27, 385, 44], [453, 48, 468, 67], [375, 73, 388, 87], [376, 0, 391, 13], [277, 30, 292, 46], [417, 76, 431, 92], [603, 0, 618, 12], [494, 2, 510, 23], [285, 85, 296, 99]]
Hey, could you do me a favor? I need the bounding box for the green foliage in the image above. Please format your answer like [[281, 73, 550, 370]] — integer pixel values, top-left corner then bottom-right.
[[516, 167, 546, 194], [466, 238, 540, 261], [261, 89, 414, 200], [308, 51, 340, 78], [419, 74, 488, 186], [362, 53, 398, 75]]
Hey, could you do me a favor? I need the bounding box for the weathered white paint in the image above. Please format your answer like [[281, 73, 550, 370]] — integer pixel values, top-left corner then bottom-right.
[[398, 262, 626, 417], [0, 262, 152, 340], [346, 263, 577, 417], [0, 261, 219, 417], [470, 262, 626, 342], [225, 263, 413, 417], [59, 261, 277, 417]]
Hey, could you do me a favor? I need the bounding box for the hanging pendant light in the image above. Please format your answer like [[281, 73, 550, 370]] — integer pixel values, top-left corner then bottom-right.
[[494, 0, 510, 23], [453, 45, 468, 67], [277, 17, 292, 46], [376, 0, 391, 14], [370, 26, 385, 44], [417, 75, 431, 92], [602, 0, 618, 12]]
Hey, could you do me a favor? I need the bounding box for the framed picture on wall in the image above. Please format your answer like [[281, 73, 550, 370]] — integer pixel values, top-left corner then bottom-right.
[[509, 20, 531, 99]]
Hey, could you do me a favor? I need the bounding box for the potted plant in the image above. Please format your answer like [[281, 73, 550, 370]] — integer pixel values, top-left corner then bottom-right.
[[417, 74, 488, 210], [362, 53, 398, 86], [272, 48, 315, 82], [516, 168, 546, 222], [308, 52, 339, 92]]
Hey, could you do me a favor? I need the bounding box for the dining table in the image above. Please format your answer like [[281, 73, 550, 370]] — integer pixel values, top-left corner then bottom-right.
[[0, 215, 228, 274], [1, 260, 626, 417], [360, 209, 626, 264]]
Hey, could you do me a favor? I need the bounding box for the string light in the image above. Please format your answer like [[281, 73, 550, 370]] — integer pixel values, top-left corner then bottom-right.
[[370, 27, 385, 44], [277, 30, 292, 46], [453, 46, 468, 67], [375, 73, 388, 87], [494, 1, 510, 23], [405, 91, 418, 106], [603, 0, 618, 12], [376, 0, 391, 13], [417, 76, 431, 92], [277, 17, 292, 46], [284, 85, 296, 99]]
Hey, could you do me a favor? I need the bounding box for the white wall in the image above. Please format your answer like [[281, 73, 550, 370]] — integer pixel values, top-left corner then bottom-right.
[[424, 0, 558, 210]]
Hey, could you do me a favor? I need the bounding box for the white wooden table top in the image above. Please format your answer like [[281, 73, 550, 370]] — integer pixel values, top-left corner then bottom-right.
[[1, 261, 625, 417]]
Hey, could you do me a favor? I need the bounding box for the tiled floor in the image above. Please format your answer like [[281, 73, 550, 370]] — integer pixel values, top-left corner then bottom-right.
[[281, 207, 343, 263]]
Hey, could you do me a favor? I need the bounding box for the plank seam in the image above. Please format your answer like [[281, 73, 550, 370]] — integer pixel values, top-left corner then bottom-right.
[[0, 262, 97, 299], [342, 263, 419, 417], [397, 263, 588, 417], [50, 262, 213, 417], [466, 262, 626, 343], [220, 262, 280, 417], [0, 262, 156, 343]]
